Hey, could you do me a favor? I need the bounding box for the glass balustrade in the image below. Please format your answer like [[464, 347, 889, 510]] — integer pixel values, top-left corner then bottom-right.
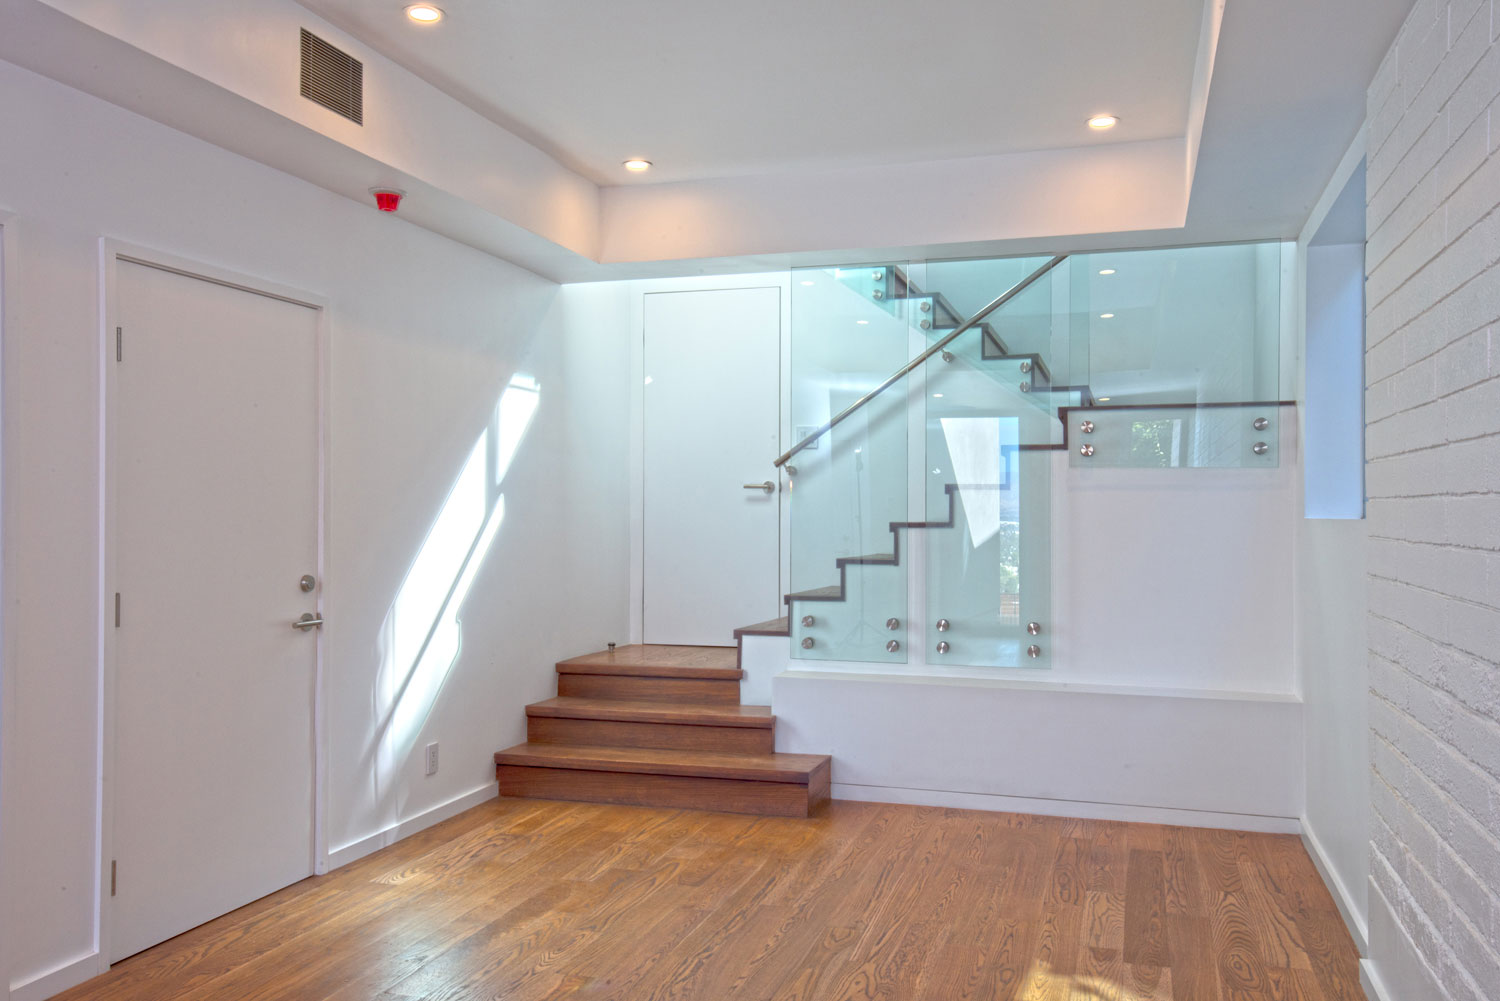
[[923, 322, 1055, 668], [1064, 243, 1283, 408], [788, 264, 911, 663], [1066, 404, 1283, 468], [782, 242, 1285, 670]]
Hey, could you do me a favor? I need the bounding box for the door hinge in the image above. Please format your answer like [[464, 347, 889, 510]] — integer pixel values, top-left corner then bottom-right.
[[114, 592, 121, 628], [111, 859, 117, 896], [116, 326, 123, 362]]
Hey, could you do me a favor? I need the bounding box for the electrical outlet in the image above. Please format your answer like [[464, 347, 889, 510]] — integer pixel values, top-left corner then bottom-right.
[[425, 742, 439, 776]]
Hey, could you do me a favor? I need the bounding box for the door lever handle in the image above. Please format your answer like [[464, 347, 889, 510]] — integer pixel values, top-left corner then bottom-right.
[[742, 480, 775, 494], [292, 613, 324, 631]]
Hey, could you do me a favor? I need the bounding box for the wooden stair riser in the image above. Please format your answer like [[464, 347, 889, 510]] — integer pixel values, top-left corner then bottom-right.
[[527, 716, 775, 754], [498, 644, 830, 819], [496, 765, 828, 818], [556, 674, 741, 704]]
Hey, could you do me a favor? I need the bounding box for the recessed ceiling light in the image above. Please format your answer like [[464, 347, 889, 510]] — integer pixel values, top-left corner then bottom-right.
[[622, 158, 652, 172], [1098, 268, 1116, 275], [856, 319, 869, 325], [1097, 397, 1111, 402], [800, 280, 816, 286], [1088, 115, 1119, 130], [405, 4, 443, 23], [1100, 313, 1115, 319], [932, 393, 944, 398]]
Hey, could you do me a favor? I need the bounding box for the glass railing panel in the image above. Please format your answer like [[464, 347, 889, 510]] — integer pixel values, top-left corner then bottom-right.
[[1066, 404, 1283, 468], [921, 254, 1079, 391], [789, 263, 910, 663], [928, 295, 1072, 448], [1066, 243, 1282, 407], [788, 563, 907, 663], [921, 326, 1053, 669], [824, 264, 903, 318]]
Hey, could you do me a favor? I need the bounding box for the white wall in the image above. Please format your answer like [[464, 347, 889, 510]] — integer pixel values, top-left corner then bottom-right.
[[1294, 136, 1373, 952], [0, 59, 629, 999], [1296, 517, 1371, 926], [1362, 1, 1500, 998]]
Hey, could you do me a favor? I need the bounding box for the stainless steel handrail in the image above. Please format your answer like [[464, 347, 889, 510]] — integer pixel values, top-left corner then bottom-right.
[[773, 254, 1068, 468]]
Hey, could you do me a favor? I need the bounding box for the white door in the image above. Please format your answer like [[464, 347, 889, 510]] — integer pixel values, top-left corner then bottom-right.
[[643, 288, 782, 644], [111, 259, 320, 961]]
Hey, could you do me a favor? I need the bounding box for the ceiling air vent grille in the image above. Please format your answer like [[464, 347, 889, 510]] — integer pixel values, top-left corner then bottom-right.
[[300, 28, 363, 125]]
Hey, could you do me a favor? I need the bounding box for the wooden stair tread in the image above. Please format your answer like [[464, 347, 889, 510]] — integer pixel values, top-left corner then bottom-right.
[[494, 743, 830, 785], [835, 552, 895, 567], [525, 696, 774, 729], [557, 644, 741, 679], [734, 616, 790, 637], [785, 585, 843, 603]]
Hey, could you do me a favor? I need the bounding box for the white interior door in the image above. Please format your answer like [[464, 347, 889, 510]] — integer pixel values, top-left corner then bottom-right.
[[644, 287, 781, 644], [111, 259, 320, 962]]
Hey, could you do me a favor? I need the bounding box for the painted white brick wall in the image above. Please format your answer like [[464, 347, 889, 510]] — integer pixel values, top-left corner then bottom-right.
[[1365, 1, 1500, 998]]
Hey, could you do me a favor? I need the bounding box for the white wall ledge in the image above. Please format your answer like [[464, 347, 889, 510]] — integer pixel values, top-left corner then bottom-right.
[[777, 666, 1300, 703]]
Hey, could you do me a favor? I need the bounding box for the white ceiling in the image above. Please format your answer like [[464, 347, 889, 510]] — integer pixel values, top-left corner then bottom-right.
[[300, 0, 1207, 185], [10, 0, 1413, 278]]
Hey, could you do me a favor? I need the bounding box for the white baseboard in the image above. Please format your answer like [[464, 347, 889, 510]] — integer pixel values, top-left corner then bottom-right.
[[9, 951, 102, 1001], [1360, 959, 1394, 1001], [326, 784, 498, 871], [1300, 817, 1368, 954], [831, 782, 1302, 834]]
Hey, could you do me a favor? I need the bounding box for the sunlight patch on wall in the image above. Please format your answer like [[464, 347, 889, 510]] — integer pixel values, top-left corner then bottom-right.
[[372, 373, 541, 802]]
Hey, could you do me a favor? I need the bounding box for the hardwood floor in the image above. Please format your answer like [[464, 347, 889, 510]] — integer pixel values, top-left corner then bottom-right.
[[58, 798, 1364, 1001]]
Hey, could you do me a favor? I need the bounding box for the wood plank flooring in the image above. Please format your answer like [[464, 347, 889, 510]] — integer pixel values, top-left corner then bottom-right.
[[57, 798, 1364, 1001]]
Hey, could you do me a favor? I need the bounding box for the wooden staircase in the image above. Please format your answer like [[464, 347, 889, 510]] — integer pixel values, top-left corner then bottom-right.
[[494, 644, 831, 817]]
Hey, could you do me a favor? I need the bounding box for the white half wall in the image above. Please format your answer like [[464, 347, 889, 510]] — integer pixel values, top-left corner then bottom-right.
[[774, 671, 1302, 830], [0, 59, 629, 998]]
